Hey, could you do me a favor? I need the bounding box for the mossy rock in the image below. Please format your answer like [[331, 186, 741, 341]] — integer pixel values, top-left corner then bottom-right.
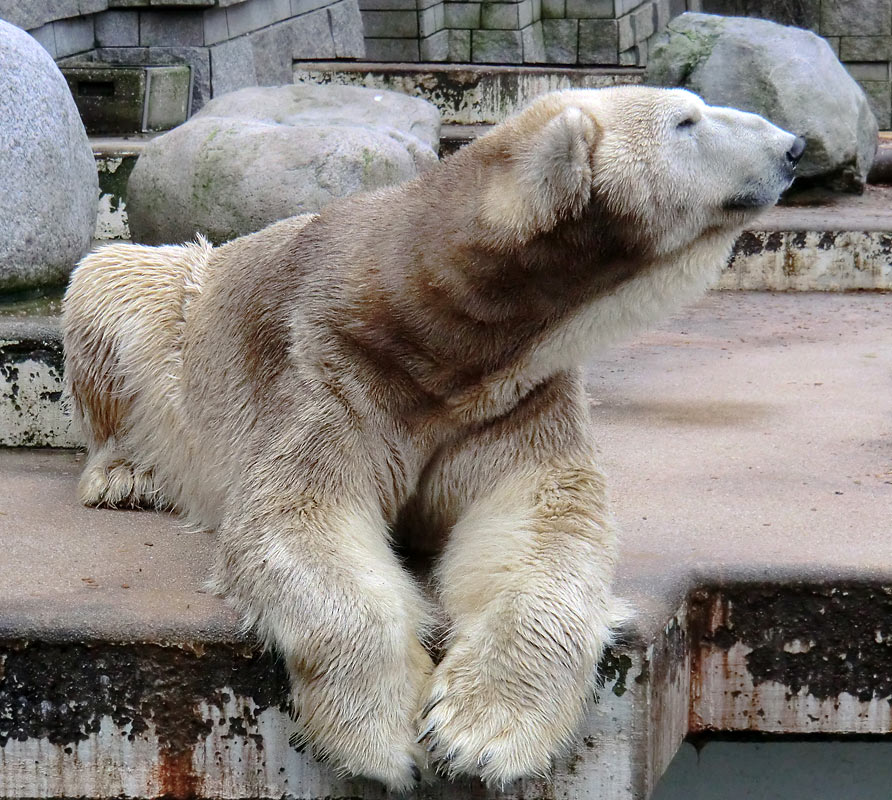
[[126, 84, 441, 245]]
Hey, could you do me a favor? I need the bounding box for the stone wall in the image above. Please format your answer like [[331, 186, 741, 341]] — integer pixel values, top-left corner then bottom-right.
[[357, 0, 892, 126], [359, 0, 691, 65], [0, 0, 365, 113], [698, 0, 892, 126]]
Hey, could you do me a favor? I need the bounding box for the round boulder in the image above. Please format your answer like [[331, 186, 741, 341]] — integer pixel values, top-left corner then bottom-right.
[[0, 20, 98, 291], [647, 13, 878, 193], [127, 84, 441, 245]]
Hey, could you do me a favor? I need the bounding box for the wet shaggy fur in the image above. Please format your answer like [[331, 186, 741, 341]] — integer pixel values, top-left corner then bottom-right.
[[63, 87, 798, 789]]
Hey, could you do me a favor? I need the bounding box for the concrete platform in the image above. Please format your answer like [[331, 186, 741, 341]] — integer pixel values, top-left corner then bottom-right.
[[1, 292, 890, 799]]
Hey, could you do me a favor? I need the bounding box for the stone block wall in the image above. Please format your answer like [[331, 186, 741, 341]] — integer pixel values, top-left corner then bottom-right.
[[359, 0, 691, 65], [699, 0, 892, 126], [0, 0, 365, 112]]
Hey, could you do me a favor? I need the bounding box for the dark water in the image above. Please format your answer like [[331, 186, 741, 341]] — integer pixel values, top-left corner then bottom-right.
[[0, 286, 65, 317]]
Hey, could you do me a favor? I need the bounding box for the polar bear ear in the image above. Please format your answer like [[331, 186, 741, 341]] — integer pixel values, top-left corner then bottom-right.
[[482, 106, 599, 242]]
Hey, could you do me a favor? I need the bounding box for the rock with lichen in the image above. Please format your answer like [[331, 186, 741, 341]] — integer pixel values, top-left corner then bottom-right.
[[126, 84, 441, 245]]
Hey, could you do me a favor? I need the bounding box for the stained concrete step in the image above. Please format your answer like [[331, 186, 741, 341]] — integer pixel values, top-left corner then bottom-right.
[[1, 293, 891, 799]]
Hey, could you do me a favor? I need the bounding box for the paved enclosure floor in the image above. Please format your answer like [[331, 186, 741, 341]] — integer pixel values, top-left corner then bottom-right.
[[1, 292, 890, 643], [589, 292, 892, 633]]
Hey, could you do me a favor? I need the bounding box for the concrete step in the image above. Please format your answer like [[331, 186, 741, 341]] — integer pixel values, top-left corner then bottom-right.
[[1, 293, 891, 799]]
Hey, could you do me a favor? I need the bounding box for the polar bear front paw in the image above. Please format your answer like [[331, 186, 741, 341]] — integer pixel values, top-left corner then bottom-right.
[[416, 639, 578, 787]]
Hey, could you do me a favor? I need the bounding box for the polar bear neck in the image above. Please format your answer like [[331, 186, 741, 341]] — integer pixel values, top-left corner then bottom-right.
[[317, 197, 736, 426], [522, 227, 736, 383]]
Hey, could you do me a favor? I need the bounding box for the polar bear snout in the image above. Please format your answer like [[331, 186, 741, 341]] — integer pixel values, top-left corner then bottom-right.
[[720, 121, 803, 211]]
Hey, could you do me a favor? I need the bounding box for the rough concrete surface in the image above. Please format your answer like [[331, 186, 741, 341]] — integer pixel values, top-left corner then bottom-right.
[[589, 292, 892, 617], [0, 449, 237, 642]]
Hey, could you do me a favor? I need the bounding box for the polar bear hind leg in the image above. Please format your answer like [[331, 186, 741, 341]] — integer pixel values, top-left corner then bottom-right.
[[63, 239, 211, 511]]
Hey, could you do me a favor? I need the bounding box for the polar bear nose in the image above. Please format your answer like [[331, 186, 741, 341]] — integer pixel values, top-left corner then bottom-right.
[[786, 136, 806, 166]]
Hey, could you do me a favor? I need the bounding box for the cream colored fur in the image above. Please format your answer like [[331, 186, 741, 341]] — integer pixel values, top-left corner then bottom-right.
[[62, 87, 797, 790]]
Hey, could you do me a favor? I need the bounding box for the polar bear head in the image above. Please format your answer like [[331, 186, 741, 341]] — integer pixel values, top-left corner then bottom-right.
[[475, 86, 802, 258]]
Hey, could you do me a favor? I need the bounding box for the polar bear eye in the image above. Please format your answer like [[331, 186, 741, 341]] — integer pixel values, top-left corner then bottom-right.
[[676, 116, 698, 131]]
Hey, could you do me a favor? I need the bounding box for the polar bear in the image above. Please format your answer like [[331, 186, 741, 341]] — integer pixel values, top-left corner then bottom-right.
[[62, 87, 802, 789]]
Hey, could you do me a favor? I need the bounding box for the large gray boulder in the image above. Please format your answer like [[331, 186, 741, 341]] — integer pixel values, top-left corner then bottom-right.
[[647, 13, 878, 193], [0, 20, 98, 291], [127, 84, 441, 245]]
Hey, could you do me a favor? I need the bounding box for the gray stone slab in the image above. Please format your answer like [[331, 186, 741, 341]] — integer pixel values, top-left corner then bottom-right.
[[209, 35, 257, 96], [823, 35, 840, 57], [445, 1, 481, 28], [291, 0, 338, 13], [289, 7, 337, 58], [447, 27, 470, 59], [564, 0, 612, 18], [653, 0, 670, 31], [839, 35, 892, 62], [202, 6, 229, 43], [0, 0, 79, 30], [856, 78, 892, 129], [481, 0, 519, 29], [420, 27, 449, 59], [328, 0, 365, 56], [472, 28, 523, 60], [521, 20, 544, 60], [543, 17, 577, 62], [631, 0, 653, 40], [53, 16, 95, 56], [94, 9, 139, 45], [419, 2, 444, 36], [363, 35, 419, 59], [28, 23, 57, 57], [362, 8, 418, 36], [249, 18, 296, 85], [578, 17, 616, 62], [227, 0, 291, 37], [848, 62, 892, 83], [617, 9, 633, 49], [79, 0, 109, 12], [821, 0, 892, 37], [359, 0, 416, 9], [139, 9, 204, 45], [541, 0, 565, 17]]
